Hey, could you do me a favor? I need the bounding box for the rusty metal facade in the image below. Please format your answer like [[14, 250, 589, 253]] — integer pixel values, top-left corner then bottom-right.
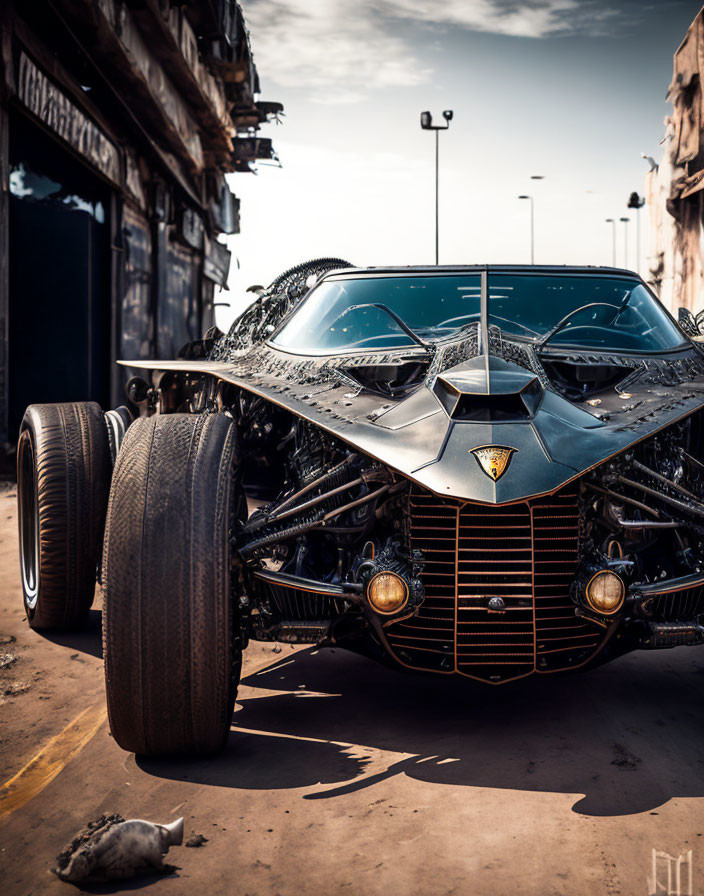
[[646, 8, 704, 315], [0, 0, 280, 444]]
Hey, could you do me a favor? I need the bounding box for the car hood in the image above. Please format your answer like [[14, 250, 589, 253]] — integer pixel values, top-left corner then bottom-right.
[[122, 345, 704, 504]]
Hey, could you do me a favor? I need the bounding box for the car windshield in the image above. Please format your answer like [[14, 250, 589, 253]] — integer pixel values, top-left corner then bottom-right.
[[270, 273, 688, 354]]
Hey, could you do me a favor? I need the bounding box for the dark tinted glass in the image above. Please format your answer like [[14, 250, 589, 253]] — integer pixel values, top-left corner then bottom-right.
[[272, 275, 481, 353], [488, 275, 686, 351], [271, 273, 687, 354]]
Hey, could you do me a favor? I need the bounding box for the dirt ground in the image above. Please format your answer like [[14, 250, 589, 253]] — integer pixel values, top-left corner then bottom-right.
[[0, 480, 703, 895]]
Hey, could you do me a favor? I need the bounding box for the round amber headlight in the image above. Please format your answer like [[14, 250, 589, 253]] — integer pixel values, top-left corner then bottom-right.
[[585, 570, 625, 615], [367, 572, 409, 615]]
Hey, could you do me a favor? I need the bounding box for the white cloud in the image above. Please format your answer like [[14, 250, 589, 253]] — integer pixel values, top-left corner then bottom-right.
[[384, 0, 580, 39], [243, 0, 626, 101], [242, 0, 429, 101]]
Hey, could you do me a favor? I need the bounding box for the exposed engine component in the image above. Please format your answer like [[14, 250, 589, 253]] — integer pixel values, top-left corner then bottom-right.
[[639, 620, 704, 648], [678, 306, 704, 338], [574, 414, 704, 628], [227, 407, 421, 646], [211, 258, 352, 356]]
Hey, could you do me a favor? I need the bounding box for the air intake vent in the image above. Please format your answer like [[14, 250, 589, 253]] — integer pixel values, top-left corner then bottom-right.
[[433, 376, 542, 422]]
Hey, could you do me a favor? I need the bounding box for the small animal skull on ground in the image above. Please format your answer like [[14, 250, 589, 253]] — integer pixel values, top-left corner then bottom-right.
[[53, 814, 184, 883]]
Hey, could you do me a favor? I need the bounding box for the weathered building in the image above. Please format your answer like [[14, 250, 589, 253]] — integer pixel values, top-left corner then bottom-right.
[[0, 0, 280, 444], [646, 6, 704, 316]]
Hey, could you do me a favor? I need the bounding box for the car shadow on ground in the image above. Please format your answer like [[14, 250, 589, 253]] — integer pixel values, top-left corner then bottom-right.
[[139, 645, 704, 818], [40, 608, 103, 659]]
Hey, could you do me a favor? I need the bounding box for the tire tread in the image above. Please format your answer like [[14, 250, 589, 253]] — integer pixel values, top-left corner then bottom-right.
[[19, 402, 111, 629], [103, 413, 238, 756]]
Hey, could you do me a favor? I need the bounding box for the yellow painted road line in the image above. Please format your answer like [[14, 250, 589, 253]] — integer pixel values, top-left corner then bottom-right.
[[0, 703, 107, 822]]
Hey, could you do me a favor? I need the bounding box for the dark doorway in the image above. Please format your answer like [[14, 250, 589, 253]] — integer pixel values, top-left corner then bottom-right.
[[8, 112, 110, 437]]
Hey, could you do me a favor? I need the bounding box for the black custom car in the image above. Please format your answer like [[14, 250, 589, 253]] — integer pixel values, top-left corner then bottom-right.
[[17, 261, 704, 756]]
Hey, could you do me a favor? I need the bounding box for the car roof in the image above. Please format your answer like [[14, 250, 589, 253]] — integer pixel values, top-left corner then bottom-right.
[[320, 264, 640, 278]]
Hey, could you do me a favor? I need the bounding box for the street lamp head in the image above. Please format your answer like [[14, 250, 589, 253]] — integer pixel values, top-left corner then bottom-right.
[[530, 175, 545, 180], [442, 109, 454, 122], [628, 191, 646, 209], [620, 217, 630, 223], [518, 194, 531, 200], [420, 110, 432, 130], [605, 218, 615, 223]]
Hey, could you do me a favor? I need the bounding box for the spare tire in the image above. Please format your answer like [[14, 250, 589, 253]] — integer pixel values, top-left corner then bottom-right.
[[17, 402, 112, 630], [102, 412, 241, 757]]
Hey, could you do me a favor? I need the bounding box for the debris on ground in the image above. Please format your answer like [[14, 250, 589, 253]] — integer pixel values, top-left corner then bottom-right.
[[185, 833, 208, 848], [0, 653, 17, 668], [1, 680, 31, 700], [53, 814, 184, 883], [611, 742, 642, 770]]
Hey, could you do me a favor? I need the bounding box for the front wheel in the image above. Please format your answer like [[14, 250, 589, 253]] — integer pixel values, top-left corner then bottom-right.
[[102, 413, 242, 757]]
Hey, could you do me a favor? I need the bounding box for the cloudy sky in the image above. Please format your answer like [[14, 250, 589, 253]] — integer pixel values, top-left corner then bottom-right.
[[221, 0, 700, 325]]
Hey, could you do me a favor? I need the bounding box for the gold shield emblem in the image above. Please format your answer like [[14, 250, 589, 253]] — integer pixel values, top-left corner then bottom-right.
[[470, 446, 517, 482]]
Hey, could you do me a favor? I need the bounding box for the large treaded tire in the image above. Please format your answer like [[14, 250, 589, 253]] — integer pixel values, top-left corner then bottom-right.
[[102, 412, 240, 757], [17, 402, 111, 630]]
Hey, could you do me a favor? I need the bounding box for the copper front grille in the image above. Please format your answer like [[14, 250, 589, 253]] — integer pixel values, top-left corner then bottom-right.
[[384, 486, 605, 683], [531, 490, 604, 673]]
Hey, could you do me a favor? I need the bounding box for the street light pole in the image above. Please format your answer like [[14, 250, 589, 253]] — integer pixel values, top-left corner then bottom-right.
[[421, 110, 453, 265], [620, 217, 630, 268], [435, 128, 439, 266], [627, 192, 646, 275], [605, 218, 616, 266], [518, 195, 535, 264]]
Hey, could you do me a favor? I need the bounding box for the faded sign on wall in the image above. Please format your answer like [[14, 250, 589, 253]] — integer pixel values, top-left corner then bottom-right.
[[17, 52, 121, 186]]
